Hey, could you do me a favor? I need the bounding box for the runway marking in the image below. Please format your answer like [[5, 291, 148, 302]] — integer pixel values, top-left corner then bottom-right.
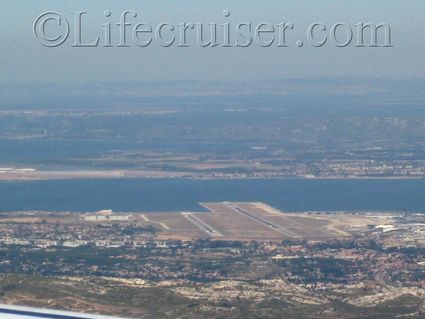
[[140, 214, 150, 222], [252, 203, 284, 215], [158, 222, 171, 230], [223, 202, 301, 239], [140, 214, 170, 230], [182, 213, 223, 237], [242, 203, 308, 231]]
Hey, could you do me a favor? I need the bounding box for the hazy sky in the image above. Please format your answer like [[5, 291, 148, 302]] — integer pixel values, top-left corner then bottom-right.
[[1, 0, 425, 84]]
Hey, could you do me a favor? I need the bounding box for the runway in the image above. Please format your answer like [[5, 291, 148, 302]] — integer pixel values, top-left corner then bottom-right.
[[223, 202, 302, 239], [182, 212, 223, 237]]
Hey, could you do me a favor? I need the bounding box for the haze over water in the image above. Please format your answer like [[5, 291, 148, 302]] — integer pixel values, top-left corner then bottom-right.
[[0, 178, 424, 213]]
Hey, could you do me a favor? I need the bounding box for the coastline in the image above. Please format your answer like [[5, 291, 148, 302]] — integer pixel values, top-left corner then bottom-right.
[[0, 169, 424, 181]]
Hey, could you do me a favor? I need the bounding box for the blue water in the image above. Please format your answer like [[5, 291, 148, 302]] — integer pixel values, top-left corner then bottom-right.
[[0, 178, 424, 212]]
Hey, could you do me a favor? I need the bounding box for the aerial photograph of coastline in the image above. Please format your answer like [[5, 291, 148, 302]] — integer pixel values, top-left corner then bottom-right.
[[1, 1, 425, 318]]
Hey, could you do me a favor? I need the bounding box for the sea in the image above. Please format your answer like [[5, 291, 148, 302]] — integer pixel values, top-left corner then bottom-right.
[[0, 178, 424, 213]]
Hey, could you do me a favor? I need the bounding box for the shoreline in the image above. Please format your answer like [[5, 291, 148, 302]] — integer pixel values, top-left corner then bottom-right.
[[0, 169, 425, 181]]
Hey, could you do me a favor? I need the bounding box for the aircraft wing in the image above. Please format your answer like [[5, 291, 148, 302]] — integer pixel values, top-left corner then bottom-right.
[[0, 304, 131, 319]]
